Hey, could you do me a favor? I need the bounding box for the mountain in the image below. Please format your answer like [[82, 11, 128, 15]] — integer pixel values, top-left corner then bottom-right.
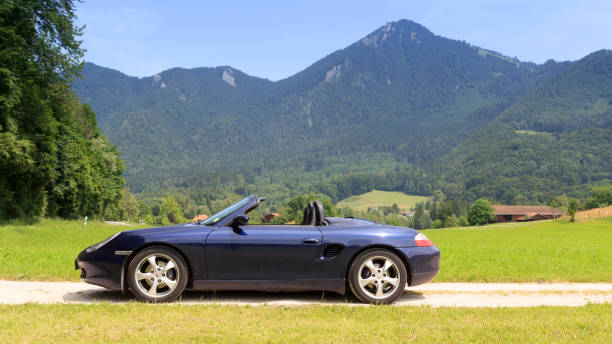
[[71, 19, 610, 204]]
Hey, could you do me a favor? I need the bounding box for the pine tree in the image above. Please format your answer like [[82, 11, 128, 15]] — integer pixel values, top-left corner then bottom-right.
[[412, 202, 426, 229]]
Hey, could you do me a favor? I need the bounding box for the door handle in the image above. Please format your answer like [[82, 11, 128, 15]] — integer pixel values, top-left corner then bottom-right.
[[302, 238, 319, 244]]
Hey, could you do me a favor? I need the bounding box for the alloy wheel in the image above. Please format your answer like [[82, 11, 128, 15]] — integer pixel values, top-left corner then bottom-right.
[[357, 256, 401, 299], [134, 253, 180, 298]]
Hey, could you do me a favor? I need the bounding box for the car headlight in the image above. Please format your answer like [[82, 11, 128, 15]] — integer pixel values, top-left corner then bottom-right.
[[86, 232, 122, 252]]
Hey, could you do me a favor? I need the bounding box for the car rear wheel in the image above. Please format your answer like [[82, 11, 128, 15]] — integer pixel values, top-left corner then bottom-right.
[[348, 249, 407, 304], [127, 246, 188, 302]]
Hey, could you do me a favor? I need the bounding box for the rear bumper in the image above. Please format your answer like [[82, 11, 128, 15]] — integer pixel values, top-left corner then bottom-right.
[[398, 246, 440, 286]]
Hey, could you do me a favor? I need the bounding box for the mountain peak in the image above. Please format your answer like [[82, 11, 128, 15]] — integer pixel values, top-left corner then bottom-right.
[[393, 19, 433, 33], [359, 19, 433, 48]]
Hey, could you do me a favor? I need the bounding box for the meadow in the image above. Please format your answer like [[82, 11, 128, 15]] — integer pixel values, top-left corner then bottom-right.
[[0, 303, 609, 343], [0, 217, 610, 343], [0, 217, 610, 282], [426, 217, 612, 282], [336, 190, 431, 212], [0, 219, 147, 281]]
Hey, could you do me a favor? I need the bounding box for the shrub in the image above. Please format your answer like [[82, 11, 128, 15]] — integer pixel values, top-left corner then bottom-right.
[[457, 216, 469, 227], [468, 198, 495, 225]]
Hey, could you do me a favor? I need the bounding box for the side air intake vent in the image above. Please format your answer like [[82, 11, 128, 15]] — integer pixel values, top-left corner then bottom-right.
[[323, 244, 344, 258]]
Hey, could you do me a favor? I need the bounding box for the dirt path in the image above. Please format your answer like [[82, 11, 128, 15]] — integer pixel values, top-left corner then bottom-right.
[[1, 280, 610, 307]]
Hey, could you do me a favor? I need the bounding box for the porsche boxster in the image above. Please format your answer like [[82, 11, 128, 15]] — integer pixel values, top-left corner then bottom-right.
[[76, 195, 440, 304]]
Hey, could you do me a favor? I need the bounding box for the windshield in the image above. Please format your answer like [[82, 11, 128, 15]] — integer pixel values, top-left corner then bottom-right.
[[201, 196, 252, 226]]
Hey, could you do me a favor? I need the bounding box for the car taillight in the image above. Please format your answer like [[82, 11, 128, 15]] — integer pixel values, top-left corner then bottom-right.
[[414, 233, 433, 247]]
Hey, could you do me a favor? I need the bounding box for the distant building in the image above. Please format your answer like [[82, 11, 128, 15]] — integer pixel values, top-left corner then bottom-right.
[[262, 213, 280, 223], [192, 214, 209, 223], [401, 211, 415, 217], [493, 205, 563, 222]]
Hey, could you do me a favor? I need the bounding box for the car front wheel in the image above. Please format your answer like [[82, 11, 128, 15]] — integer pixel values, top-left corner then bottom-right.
[[127, 246, 188, 302], [348, 249, 407, 304]]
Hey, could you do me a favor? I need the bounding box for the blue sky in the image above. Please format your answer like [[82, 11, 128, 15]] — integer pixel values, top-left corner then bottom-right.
[[76, 0, 612, 81]]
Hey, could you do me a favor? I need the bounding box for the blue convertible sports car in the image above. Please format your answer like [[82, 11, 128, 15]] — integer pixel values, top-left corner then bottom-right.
[[76, 195, 440, 304]]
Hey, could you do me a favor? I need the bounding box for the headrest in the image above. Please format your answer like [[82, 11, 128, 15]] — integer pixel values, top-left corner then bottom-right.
[[303, 202, 315, 225], [314, 200, 325, 226]]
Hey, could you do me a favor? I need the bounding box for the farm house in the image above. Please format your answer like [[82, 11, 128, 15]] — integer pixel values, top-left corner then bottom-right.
[[493, 205, 563, 222]]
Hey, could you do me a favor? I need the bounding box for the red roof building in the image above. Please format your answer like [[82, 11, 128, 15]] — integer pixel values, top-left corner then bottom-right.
[[262, 213, 280, 223], [493, 205, 563, 222], [192, 214, 209, 223]]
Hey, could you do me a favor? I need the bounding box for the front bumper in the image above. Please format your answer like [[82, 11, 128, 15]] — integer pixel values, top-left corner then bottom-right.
[[76, 249, 127, 291], [398, 246, 440, 286]]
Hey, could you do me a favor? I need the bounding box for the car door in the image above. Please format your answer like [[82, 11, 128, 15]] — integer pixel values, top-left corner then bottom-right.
[[205, 224, 322, 280]]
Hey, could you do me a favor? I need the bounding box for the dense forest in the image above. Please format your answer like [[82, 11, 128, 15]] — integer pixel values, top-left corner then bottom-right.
[[0, 0, 123, 220]]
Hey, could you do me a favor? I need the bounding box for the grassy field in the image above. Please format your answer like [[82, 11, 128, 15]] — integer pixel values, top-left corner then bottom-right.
[[0, 303, 609, 343], [0, 219, 146, 281], [0, 217, 611, 282], [337, 190, 431, 211], [427, 218, 612, 282], [0, 218, 610, 343]]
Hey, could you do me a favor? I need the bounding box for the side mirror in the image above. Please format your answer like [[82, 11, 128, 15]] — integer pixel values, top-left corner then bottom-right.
[[231, 214, 249, 230]]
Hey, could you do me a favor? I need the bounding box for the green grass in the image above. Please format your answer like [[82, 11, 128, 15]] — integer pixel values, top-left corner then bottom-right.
[[0, 303, 609, 343], [0, 217, 611, 282], [0, 218, 148, 281], [427, 218, 612, 282], [336, 190, 431, 211]]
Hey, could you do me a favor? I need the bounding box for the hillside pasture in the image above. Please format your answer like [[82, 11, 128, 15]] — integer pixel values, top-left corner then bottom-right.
[[336, 190, 431, 212], [572, 205, 612, 222]]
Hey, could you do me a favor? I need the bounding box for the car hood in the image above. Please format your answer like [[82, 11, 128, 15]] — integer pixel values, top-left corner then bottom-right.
[[122, 223, 199, 236]]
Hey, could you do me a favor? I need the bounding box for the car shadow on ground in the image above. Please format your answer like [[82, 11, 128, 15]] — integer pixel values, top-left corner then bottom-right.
[[62, 288, 425, 305]]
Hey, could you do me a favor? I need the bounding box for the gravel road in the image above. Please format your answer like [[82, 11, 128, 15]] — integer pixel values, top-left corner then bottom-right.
[[1, 280, 610, 307]]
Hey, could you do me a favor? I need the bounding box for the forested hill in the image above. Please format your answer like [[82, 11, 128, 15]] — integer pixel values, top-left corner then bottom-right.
[[441, 50, 612, 203], [72, 19, 609, 203]]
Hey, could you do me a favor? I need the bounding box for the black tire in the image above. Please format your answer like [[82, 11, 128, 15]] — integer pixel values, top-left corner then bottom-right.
[[127, 246, 188, 303], [348, 249, 407, 304]]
